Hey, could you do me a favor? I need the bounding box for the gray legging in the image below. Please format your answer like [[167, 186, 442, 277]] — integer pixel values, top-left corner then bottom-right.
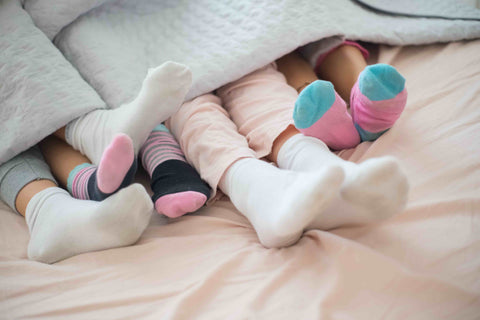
[[0, 147, 56, 213]]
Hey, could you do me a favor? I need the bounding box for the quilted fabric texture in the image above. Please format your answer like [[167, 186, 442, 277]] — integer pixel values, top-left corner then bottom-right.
[[355, 0, 480, 21], [0, 0, 105, 164], [54, 0, 480, 109], [24, 0, 111, 40]]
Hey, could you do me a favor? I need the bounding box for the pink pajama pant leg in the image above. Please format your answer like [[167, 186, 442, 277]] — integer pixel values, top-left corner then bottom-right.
[[216, 63, 298, 158], [167, 94, 255, 199]]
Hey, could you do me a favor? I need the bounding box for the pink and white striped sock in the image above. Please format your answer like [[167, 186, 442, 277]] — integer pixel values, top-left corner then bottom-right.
[[140, 124, 210, 218]]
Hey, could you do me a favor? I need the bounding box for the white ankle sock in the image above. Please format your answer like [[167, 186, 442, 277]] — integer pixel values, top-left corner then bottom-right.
[[219, 158, 344, 248], [66, 61, 192, 164], [277, 134, 409, 229], [26, 184, 153, 263]]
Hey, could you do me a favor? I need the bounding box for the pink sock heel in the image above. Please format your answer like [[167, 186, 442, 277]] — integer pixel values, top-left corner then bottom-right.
[[155, 191, 208, 218], [96, 134, 135, 194]]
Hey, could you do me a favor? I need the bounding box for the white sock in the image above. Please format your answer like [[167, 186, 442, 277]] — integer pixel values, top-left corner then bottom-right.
[[219, 158, 344, 248], [26, 184, 153, 263], [277, 134, 409, 229], [66, 61, 192, 164]]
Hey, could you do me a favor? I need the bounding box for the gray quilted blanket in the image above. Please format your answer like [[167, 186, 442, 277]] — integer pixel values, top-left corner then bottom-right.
[[1, 0, 480, 164]]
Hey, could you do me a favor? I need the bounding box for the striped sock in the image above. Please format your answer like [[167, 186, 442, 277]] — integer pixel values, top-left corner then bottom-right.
[[140, 124, 210, 218], [67, 134, 137, 201]]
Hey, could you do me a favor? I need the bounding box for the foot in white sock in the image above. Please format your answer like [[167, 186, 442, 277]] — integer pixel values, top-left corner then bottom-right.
[[26, 184, 153, 263], [66, 61, 192, 164], [219, 158, 344, 248], [277, 134, 409, 229]]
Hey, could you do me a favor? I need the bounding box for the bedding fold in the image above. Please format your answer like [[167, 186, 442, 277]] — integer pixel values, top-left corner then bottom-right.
[[0, 0, 106, 164], [54, 0, 480, 110]]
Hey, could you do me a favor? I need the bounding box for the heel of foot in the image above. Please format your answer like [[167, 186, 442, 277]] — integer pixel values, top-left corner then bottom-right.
[[155, 191, 207, 218], [293, 80, 336, 129], [274, 166, 345, 236], [342, 157, 408, 221], [358, 64, 405, 101], [97, 134, 135, 194]]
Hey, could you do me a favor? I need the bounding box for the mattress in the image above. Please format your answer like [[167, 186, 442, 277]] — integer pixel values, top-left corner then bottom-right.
[[1, 40, 479, 319]]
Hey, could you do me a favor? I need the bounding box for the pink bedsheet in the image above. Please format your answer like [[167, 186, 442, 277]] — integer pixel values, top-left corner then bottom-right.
[[1, 40, 479, 319]]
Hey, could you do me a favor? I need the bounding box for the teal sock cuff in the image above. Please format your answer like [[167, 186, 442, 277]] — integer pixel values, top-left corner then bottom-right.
[[152, 124, 170, 133], [355, 123, 389, 142], [67, 163, 91, 193]]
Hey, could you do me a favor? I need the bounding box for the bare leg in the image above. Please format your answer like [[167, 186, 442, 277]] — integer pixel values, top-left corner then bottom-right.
[[39, 135, 90, 188], [275, 51, 360, 150], [316, 45, 367, 102], [15, 179, 57, 217], [269, 125, 300, 164], [276, 51, 319, 92], [53, 126, 66, 141]]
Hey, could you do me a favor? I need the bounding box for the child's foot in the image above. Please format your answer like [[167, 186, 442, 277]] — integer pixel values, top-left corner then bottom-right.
[[293, 80, 360, 150], [277, 134, 409, 229], [350, 64, 407, 141], [340, 157, 409, 221], [219, 158, 345, 248], [310, 157, 409, 230], [67, 134, 137, 201], [140, 125, 210, 218], [26, 184, 153, 264], [66, 61, 192, 164]]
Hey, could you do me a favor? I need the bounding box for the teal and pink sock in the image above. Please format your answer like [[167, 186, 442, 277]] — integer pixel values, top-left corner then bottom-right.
[[350, 64, 407, 141], [67, 134, 137, 200], [293, 80, 360, 150], [140, 124, 210, 218]]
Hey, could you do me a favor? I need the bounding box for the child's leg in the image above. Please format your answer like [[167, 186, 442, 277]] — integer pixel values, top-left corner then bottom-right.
[[217, 64, 409, 227], [139, 124, 210, 218], [62, 61, 192, 164], [316, 44, 367, 102], [0, 147, 153, 263], [317, 44, 407, 142], [276, 53, 360, 150], [39, 134, 136, 201], [167, 94, 344, 248], [276, 51, 319, 92]]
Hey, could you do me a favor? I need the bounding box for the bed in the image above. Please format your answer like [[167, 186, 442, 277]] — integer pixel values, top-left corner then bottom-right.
[[1, 1, 480, 319], [1, 39, 479, 319]]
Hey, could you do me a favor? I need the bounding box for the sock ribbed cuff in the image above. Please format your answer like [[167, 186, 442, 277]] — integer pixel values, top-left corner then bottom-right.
[[67, 163, 91, 196]]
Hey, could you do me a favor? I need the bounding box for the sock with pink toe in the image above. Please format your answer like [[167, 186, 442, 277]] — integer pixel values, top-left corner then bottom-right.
[[293, 80, 360, 150], [67, 134, 137, 200], [140, 124, 210, 218], [350, 64, 407, 141]]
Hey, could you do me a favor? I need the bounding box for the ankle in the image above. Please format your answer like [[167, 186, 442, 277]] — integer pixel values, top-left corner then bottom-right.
[[269, 125, 301, 164]]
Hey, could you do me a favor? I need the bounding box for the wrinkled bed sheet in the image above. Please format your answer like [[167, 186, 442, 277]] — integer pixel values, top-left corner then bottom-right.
[[1, 40, 479, 319]]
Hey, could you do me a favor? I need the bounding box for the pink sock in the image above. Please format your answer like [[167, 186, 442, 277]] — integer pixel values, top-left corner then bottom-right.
[[155, 191, 207, 219], [140, 125, 210, 218], [350, 64, 407, 141], [67, 134, 137, 201], [293, 80, 360, 150], [97, 134, 135, 193]]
